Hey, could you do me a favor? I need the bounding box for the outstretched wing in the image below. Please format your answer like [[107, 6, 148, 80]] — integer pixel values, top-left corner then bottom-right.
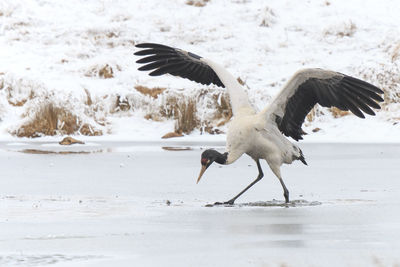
[[134, 43, 253, 115], [262, 69, 384, 141], [134, 43, 224, 87]]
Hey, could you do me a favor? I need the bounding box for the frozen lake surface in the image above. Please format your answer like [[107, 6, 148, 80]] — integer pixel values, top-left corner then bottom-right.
[[0, 142, 399, 267]]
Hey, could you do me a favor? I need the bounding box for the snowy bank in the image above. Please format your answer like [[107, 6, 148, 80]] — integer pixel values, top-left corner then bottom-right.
[[1, 0, 399, 142]]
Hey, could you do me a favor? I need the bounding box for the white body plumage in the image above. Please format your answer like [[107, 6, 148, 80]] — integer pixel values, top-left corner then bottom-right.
[[205, 58, 301, 170]]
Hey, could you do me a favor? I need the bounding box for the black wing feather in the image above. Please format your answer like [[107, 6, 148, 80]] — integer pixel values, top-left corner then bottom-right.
[[135, 43, 174, 50], [149, 62, 187, 76], [136, 53, 178, 64], [138, 59, 179, 71], [341, 87, 375, 116], [341, 83, 382, 109], [276, 72, 383, 141], [134, 43, 224, 87]]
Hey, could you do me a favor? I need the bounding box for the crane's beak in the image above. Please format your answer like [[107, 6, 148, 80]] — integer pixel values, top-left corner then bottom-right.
[[196, 165, 207, 184]]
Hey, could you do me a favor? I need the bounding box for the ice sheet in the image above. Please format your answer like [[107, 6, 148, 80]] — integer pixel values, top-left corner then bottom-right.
[[0, 142, 399, 266]]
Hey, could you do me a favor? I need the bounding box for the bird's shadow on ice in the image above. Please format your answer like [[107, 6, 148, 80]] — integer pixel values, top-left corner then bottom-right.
[[205, 199, 322, 208]]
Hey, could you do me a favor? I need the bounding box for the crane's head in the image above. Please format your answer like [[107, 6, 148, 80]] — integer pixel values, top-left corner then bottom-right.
[[196, 149, 227, 184]]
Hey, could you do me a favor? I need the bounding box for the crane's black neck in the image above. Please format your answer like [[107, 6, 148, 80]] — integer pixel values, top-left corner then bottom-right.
[[215, 151, 228, 165], [202, 149, 228, 165]]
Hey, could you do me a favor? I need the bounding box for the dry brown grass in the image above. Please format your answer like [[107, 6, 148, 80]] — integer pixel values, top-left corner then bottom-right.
[[85, 64, 114, 78], [159, 91, 231, 135], [137, 89, 232, 136], [8, 98, 28, 107], [135, 85, 166, 99], [113, 95, 131, 112], [4, 82, 34, 107], [98, 64, 114, 79], [175, 98, 199, 134], [159, 95, 179, 118], [213, 92, 232, 126], [307, 106, 350, 121], [16, 104, 79, 137], [156, 95, 201, 136], [84, 88, 93, 106], [15, 103, 102, 137], [80, 123, 102, 136], [203, 123, 225, 135], [357, 66, 400, 105], [306, 106, 317, 122], [186, 0, 209, 7], [306, 106, 329, 122], [144, 113, 163, 122], [7, 93, 34, 106], [391, 43, 400, 62], [330, 107, 350, 118]]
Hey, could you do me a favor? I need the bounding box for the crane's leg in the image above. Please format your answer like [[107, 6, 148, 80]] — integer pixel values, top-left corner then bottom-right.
[[214, 160, 264, 205], [269, 165, 289, 203]]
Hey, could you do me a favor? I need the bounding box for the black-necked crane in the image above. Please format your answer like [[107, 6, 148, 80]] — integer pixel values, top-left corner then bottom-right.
[[134, 43, 384, 205]]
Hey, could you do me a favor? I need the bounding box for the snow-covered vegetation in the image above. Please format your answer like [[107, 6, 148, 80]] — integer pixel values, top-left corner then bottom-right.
[[1, 0, 399, 141]]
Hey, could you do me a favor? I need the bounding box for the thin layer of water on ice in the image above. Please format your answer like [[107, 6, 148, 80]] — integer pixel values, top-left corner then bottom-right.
[[240, 199, 322, 207]]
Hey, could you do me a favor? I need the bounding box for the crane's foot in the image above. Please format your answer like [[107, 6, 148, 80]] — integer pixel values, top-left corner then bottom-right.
[[214, 199, 235, 206], [284, 190, 289, 203]]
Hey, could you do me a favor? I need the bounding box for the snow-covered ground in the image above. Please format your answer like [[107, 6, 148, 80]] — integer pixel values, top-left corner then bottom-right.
[[1, 0, 400, 142], [1, 142, 400, 266]]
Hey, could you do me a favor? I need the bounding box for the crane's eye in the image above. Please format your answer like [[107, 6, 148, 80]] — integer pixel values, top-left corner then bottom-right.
[[201, 158, 209, 165]]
